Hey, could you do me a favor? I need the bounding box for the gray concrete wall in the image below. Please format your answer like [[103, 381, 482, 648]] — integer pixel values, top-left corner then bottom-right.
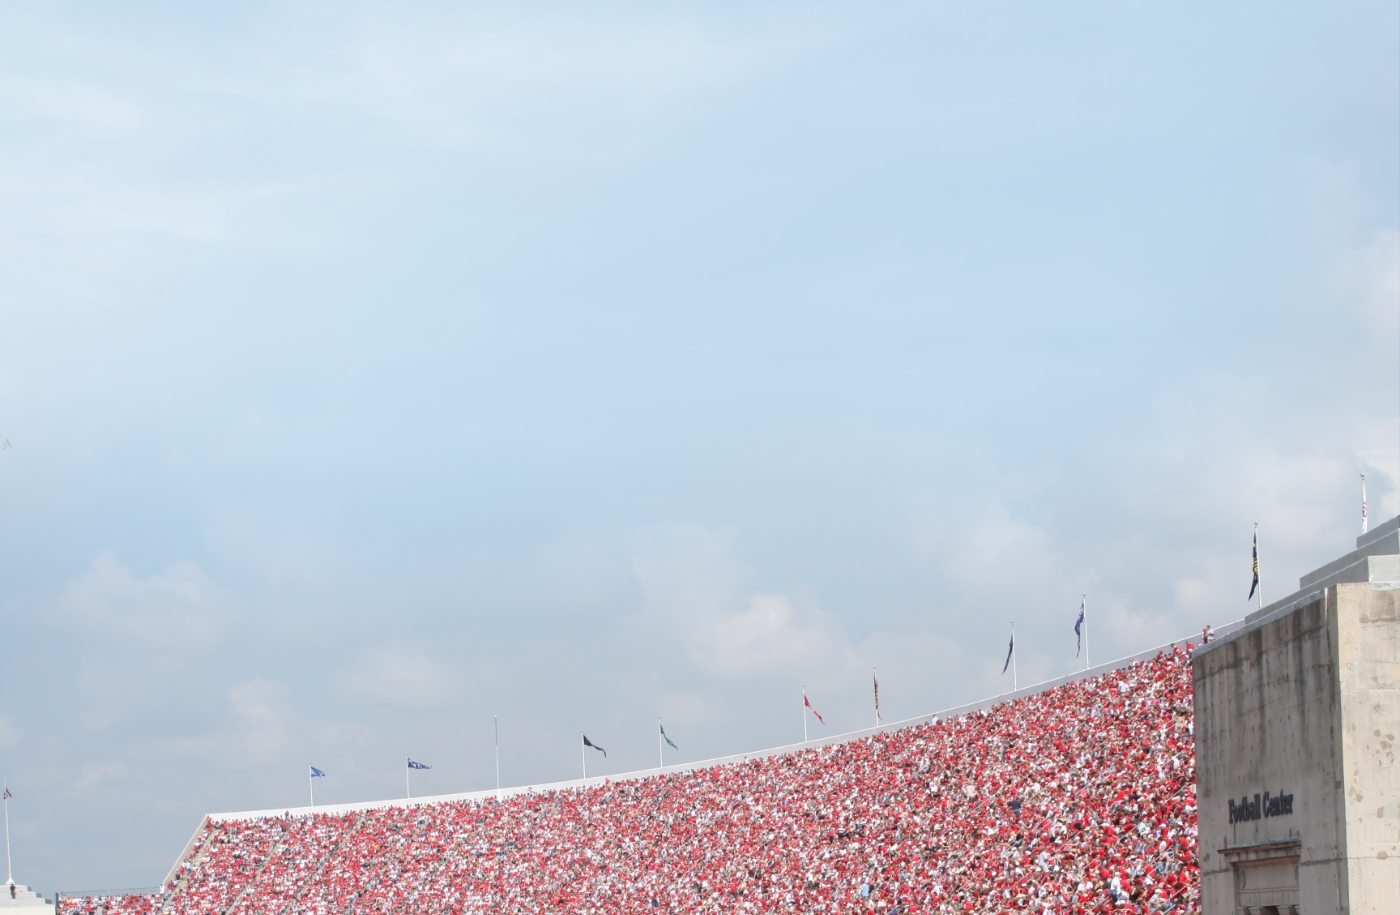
[[1194, 591, 1347, 914], [1336, 581, 1400, 912], [1195, 545, 1400, 915]]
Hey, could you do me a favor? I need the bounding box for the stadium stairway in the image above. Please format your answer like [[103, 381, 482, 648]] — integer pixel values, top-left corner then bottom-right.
[[0, 885, 52, 912]]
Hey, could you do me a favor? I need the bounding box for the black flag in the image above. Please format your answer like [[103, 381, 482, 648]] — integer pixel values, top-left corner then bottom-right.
[[583, 734, 607, 757]]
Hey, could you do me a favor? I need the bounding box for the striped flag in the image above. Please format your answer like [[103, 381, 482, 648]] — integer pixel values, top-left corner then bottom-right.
[[1248, 529, 1259, 601], [1074, 597, 1086, 657], [1362, 472, 1369, 534]]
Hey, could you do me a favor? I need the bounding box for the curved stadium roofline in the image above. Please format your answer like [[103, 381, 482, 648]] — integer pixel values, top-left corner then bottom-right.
[[153, 622, 1236, 889], [207, 624, 1237, 825]]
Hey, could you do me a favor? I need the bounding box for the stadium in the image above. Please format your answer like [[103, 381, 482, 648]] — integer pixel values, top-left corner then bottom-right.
[[7, 517, 1390, 914]]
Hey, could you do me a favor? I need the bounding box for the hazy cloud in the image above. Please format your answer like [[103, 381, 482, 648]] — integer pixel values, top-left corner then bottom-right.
[[632, 524, 843, 679], [337, 645, 466, 709], [47, 550, 236, 651], [0, 712, 19, 750]]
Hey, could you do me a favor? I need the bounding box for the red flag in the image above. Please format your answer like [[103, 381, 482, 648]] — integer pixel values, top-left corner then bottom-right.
[[803, 691, 825, 725]]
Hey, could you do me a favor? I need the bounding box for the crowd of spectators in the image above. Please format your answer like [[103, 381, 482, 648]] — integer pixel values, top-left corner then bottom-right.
[[59, 647, 1199, 914]]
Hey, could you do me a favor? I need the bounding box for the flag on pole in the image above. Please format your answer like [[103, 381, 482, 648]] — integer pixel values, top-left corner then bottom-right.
[[1002, 632, 1015, 674], [309, 766, 327, 778], [1361, 472, 1369, 534], [1074, 598, 1086, 657], [583, 734, 607, 757], [2, 787, 10, 799], [803, 690, 826, 724], [407, 758, 431, 770], [873, 670, 882, 722], [659, 723, 678, 750], [1248, 529, 1259, 601]]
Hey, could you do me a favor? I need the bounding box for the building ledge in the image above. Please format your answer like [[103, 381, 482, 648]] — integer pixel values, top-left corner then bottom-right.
[[1220, 838, 1302, 864]]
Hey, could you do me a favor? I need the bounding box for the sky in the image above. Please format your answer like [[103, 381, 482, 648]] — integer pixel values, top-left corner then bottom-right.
[[0, 0, 1397, 896]]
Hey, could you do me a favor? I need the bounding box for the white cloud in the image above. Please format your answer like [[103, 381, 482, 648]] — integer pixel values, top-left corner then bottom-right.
[[939, 510, 1060, 601], [692, 593, 841, 678], [0, 76, 145, 135], [228, 679, 293, 761], [47, 550, 236, 651], [0, 711, 18, 750], [631, 524, 842, 680], [280, 13, 824, 155], [164, 678, 297, 768], [336, 644, 464, 708], [71, 763, 128, 796], [1331, 227, 1400, 342], [1349, 229, 1394, 339]]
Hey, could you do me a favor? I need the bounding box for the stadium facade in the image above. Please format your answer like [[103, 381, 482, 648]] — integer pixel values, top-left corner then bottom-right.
[[1193, 515, 1399, 915]]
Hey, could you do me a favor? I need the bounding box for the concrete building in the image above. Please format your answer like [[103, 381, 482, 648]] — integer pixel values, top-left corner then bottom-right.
[[0, 884, 53, 912], [1194, 515, 1400, 914]]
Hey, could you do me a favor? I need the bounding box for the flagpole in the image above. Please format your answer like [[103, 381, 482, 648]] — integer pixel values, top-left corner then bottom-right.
[[493, 716, 502, 801], [1011, 620, 1018, 691], [1083, 594, 1090, 670], [1260, 523, 1271, 615], [872, 667, 879, 729], [406, 756, 411, 800], [581, 735, 587, 781], [309, 767, 314, 807], [657, 718, 664, 770], [801, 686, 808, 744], [3, 786, 12, 885]]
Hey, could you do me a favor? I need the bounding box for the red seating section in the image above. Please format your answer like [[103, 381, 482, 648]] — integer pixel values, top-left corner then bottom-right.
[[61, 647, 1200, 914]]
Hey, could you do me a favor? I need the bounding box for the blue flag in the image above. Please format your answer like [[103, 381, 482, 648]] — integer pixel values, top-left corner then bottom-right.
[[309, 766, 327, 778], [407, 758, 431, 770]]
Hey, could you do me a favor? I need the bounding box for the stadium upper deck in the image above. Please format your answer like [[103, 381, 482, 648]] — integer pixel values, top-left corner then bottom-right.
[[60, 645, 1202, 914]]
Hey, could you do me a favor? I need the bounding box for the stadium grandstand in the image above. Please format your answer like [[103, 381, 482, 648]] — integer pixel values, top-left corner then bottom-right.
[[54, 649, 1201, 914], [46, 518, 1399, 915]]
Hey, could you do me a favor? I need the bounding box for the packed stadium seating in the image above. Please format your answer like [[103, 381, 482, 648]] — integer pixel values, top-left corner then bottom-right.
[[59, 647, 1199, 914]]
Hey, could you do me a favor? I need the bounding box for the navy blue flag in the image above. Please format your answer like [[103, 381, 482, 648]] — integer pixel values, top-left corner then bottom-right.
[[309, 766, 327, 778], [583, 734, 607, 757], [1002, 633, 1014, 674], [1074, 599, 1085, 657], [407, 758, 431, 770]]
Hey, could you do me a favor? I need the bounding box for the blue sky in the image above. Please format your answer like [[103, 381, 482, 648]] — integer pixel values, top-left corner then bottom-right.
[[1, 1, 1397, 895]]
